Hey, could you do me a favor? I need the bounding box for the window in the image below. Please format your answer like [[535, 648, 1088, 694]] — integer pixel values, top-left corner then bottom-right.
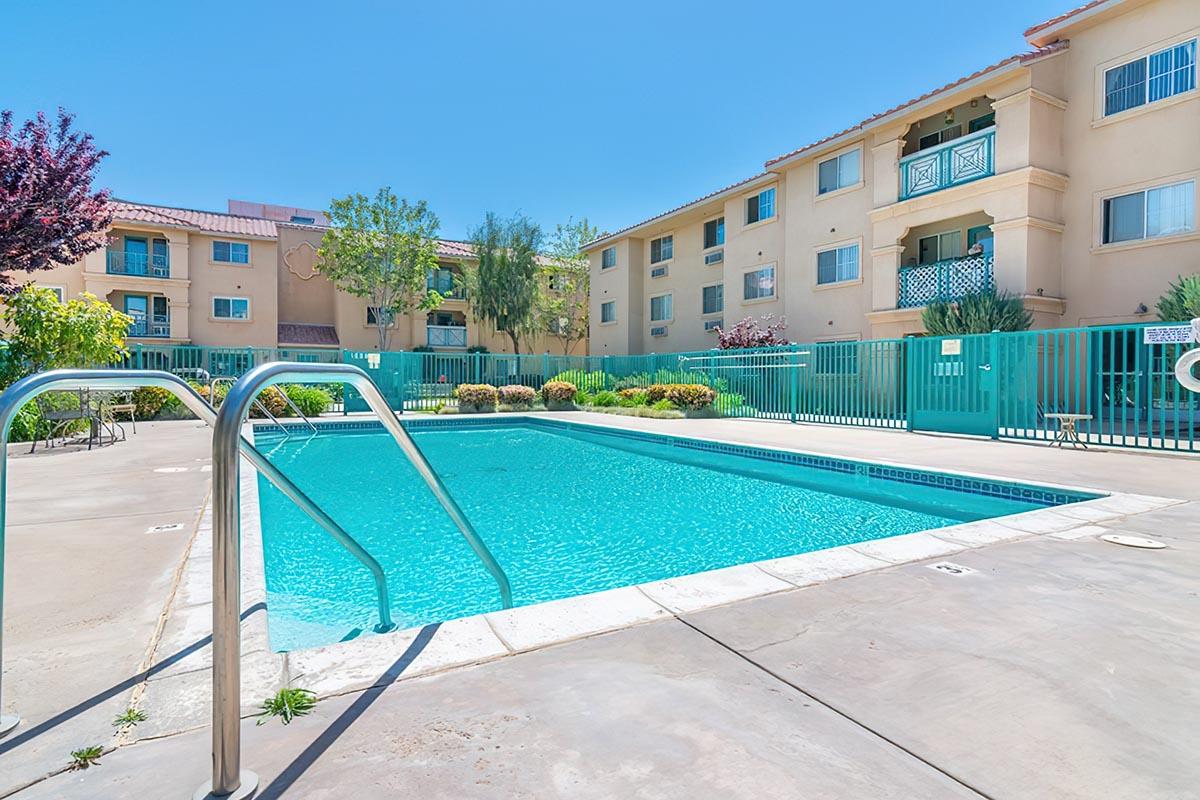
[[743, 266, 776, 301], [745, 188, 776, 224], [212, 296, 249, 319], [366, 306, 396, 326], [702, 283, 724, 315], [917, 230, 963, 264], [1105, 39, 1196, 116], [44, 286, 65, 302], [817, 150, 861, 195], [650, 294, 672, 322], [816, 244, 860, 285], [703, 217, 725, 249], [918, 125, 962, 151], [650, 236, 673, 264], [212, 241, 250, 264], [601, 246, 617, 269], [968, 112, 995, 133], [1103, 180, 1196, 244], [290, 215, 316, 224], [601, 300, 616, 323]]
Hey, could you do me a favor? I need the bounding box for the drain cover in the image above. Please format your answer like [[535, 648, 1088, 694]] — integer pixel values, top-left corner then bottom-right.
[[153, 466, 188, 474], [146, 523, 185, 534], [1100, 534, 1166, 550], [927, 561, 977, 576]]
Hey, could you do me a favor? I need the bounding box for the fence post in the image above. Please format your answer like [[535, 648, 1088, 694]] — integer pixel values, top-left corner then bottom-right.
[[989, 330, 1001, 440], [904, 338, 915, 432], [542, 353, 549, 386], [789, 343, 799, 424]]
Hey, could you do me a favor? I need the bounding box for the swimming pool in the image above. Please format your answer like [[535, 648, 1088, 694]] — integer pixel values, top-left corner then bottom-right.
[[254, 418, 1096, 651]]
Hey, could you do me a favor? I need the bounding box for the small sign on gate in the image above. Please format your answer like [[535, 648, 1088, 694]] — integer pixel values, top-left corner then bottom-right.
[[1143, 325, 1195, 345], [940, 338, 962, 356]]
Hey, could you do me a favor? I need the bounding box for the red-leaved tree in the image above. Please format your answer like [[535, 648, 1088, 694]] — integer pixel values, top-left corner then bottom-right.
[[0, 108, 111, 291], [716, 314, 789, 349]]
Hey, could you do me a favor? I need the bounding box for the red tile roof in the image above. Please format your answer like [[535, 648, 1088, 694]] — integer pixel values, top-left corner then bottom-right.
[[110, 200, 278, 238], [1024, 0, 1109, 38], [277, 323, 340, 347], [764, 43, 1068, 168]]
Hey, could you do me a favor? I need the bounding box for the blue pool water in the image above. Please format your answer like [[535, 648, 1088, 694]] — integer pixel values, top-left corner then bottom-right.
[[256, 419, 1092, 651]]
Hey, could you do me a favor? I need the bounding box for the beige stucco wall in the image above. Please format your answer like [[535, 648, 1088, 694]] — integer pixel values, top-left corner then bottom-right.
[[276, 226, 335, 327], [185, 233, 278, 347]]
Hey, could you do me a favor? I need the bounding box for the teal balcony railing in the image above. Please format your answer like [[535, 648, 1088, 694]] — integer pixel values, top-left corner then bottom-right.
[[107, 250, 170, 278], [900, 128, 995, 200], [427, 324, 467, 348], [427, 271, 466, 300], [128, 312, 171, 338], [898, 254, 994, 308]]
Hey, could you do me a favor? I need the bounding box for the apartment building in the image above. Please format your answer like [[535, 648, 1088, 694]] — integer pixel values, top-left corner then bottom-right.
[[22, 199, 583, 355], [585, 0, 1199, 354]]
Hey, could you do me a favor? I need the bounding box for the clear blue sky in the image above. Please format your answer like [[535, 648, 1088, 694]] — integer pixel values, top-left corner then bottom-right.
[[2, 0, 1062, 240]]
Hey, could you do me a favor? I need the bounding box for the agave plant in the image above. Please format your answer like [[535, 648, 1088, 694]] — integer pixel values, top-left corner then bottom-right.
[[921, 289, 1032, 335], [1155, 273, 1200, 322], [256, 687, 318, 726]]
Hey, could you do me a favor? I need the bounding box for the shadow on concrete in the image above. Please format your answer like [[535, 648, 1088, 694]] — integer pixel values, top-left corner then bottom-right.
[[0, 602, 267, 756], [257, 622, 441, 800]]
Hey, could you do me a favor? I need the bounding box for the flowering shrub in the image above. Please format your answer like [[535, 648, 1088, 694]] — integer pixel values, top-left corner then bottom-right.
[[250, 387, 289, 419], [498, 384, 536, 408], [716, 314, 788, 349], [665, 384, 718, 409], [540, 380, 577, 406], [645, 384, 670, 403], [131, 386, 172, 418], [454, 383, 499, 411]]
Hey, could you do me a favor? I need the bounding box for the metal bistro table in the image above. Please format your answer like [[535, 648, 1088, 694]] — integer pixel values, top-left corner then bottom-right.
[[1044, 412, 1093, 449]]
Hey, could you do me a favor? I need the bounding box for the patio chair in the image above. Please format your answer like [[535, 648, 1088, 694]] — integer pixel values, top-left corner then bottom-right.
[[31, 390, 93, 453]]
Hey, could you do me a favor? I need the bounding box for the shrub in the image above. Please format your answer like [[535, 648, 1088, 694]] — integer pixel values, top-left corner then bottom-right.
[[716, 314, 789, 349], [466, 345, 490, 353], [498, 384, 536, 408], [651, 398, 676, 411], [549, 369, 609, 393], [617, 388, 648, 407], [574, 388, 591, 406], [611, 373, 651, 391], [283, 385, 332, 417], [251, 386, 289, 418], [1156, 274, 1200, 322], [194, 381, 229, 407], [921, 289, 1032, 335], [454, 383, 498, 411], [9, 400, 43, 442], [665, 384, 718, 410], [541, 380, 577, 407], [645, 384, 670, 403], [131, 386, 171, 418], [592, 390, 619, 407]]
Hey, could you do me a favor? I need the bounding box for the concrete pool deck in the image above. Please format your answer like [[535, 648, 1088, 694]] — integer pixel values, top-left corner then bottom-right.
[[2, 414, 1199, 798]]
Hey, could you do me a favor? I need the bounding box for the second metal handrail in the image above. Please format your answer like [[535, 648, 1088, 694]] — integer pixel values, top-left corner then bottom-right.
[[211, 376, 319, 438]]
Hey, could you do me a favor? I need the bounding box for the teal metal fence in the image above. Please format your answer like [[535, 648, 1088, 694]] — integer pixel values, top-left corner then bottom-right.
[[106, 323, 1200, 452]]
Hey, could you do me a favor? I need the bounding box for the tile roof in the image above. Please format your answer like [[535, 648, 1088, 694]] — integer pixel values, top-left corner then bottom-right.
[[1024, 0, 1109, 38], [110, 200, 278, 238], [764, 43, 1069, 168], [277, 323, 340, 347]]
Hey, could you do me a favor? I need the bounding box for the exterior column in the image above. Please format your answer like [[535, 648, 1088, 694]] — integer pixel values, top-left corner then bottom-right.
[[870, 127, 907, 208], [989, 216, 1064, 298], [166, 231, 190, 281], [870, 244, 904, 311], [168, 299, 190, 341]]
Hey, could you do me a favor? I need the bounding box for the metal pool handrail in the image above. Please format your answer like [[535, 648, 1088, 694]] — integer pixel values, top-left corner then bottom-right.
[[204, 362, 513, 798], [211, 375, 320, 438], [0, 368, 395, 746]]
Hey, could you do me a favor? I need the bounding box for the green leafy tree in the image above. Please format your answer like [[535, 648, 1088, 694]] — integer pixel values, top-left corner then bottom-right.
[[318, 188, 442, 350], [1, 285, 130, 384], [1155, 274, 1200, 322], [921, 289, 1032, 335], [537, 217, 597, 354], [464, 212, 542, 353]]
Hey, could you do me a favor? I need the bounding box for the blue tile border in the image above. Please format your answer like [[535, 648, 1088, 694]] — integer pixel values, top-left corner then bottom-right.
[[252, 416, 1100, 507]]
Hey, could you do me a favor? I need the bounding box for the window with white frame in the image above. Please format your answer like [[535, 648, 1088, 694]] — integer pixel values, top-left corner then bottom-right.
[[745, 188, 776, 225], [743, 265, 776, 301], [817, 149, 861, 195], [366, 306, 396, 326], [702, 283, 724, 315], [212, 240, 250, 264], [1104, 39, 1196, 116], [600, 300, 616, 323], [43, 285, 65, 302], [703, 217, 725, 249], [649, 293, 672, 322], [212, 296, 249, 319], [601, 246, 617, 269], [650, 235, 673, 264], [816, 244, 860, 285], [1102, 180, 1195, 244]]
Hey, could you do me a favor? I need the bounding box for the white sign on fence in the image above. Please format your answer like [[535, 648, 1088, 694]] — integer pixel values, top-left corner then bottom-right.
[[1143, 325, 1195, 345], [940, 338, 962, 356]]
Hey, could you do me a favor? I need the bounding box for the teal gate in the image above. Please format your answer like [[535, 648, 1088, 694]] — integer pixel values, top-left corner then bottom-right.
[[908, 334, 997, 437]]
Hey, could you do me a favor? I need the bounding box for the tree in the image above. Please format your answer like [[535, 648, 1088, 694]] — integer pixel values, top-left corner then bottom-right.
[[318, 188, 442, 350], [537, 217, 597, 354], [921, 289, 1032, 335], [1, 285, 130, 384], [716, 315, 789, 349], [0, 109, 112, 291], [464, 212, 542, 353], [1156, 274, 1200, 322]]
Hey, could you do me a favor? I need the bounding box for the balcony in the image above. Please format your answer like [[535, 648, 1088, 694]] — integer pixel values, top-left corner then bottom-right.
[[900, 128, 994, 201], [898, 254, 994, 308], [128, 312, 171, 338], [428, 271, 466, 300], [107, 250, 170, 278], [427, 324, 467, 348]]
